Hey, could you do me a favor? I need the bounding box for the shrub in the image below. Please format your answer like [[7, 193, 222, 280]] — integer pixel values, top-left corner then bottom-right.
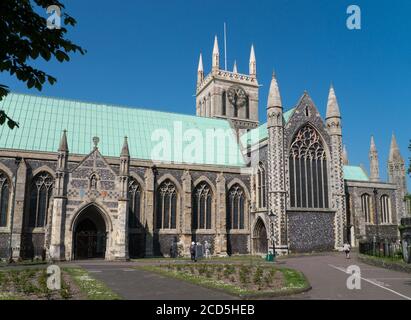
[[253, 267, 263, 288]]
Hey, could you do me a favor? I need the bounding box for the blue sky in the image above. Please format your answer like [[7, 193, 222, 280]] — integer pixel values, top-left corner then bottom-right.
[[1, 0, 410, 188]]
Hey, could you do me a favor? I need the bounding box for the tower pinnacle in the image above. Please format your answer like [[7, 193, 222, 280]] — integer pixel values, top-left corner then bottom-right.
[[212, 36, 219, 71]]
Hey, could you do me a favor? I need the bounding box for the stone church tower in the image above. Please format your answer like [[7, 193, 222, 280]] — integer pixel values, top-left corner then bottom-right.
[[196, 36, 259, 138], [388, 134, 407, 220]]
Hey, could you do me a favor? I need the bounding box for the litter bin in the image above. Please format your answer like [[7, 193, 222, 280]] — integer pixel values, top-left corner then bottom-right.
[[265, 251, 275, 262]]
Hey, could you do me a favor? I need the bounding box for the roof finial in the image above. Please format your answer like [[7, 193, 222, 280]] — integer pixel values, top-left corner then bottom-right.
[[121, 136, 130, 157], [93, 136, 100, 149], [233, 60, 238, 73], [58, 129, 68, 152]]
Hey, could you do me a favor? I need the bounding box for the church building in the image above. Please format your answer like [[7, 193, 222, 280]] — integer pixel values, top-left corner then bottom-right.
[[0, 37, 408, 261]]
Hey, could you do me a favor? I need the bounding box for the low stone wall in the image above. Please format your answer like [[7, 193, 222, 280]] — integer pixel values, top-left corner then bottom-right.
[[358, 254, 411, 274]]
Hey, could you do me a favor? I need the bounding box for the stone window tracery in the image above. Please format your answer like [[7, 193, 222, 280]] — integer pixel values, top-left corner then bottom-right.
[[289, 125, 329, 209], [0, 172, 10, 227], [156, 180, 177, 229], [227, 184, 245, 230], [361, 194, 372, 223], [380, 195, 392, 224], [192, 182, 212, 230], [29, 172, 53, 228], [128, 178, 141, 228]]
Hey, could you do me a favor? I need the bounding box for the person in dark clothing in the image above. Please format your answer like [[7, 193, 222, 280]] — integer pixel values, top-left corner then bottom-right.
[[190, 242, 197, 262]]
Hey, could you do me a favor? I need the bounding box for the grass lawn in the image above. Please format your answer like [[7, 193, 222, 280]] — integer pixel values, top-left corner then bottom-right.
[[137, 263, 310, 299], [0, 266, 121, 300], [64, 267, 122, 300]]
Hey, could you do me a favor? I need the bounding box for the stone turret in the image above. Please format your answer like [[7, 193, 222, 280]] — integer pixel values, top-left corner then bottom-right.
[[266, 72, 286, 252], [369, 136, 380, 182], [116, 136, 130, 261], [325, 85, 346, 248], [388, 133, 408, 218], [50, 130, 69, 261]]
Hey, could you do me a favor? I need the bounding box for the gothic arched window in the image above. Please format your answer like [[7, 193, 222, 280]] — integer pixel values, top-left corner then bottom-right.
[[192, 182, 213, 230], [361, 194, 372, 223], [227, 184, 245, 230], [156, 180, 177, 229], [222, 91, 227, 116], [257, 163, 267, 209], [29, 172, 54, 228], [289, 125, 329, 209], [128, 178, 141, 228], [0, 172, 10, 227], [380, 195, 392, 224]]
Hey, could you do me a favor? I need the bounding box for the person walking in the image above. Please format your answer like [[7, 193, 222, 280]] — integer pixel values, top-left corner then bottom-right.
[[343, 243, 351, 259], [190, 242, 197, 262]]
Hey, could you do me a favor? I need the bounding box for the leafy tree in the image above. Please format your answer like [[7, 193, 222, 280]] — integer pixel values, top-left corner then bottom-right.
[[0, 0, 85, 129]]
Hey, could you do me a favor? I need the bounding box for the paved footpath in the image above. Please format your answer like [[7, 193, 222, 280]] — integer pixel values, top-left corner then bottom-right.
[[70, 262, 237, 300], [282, 253, 411, 300], [70, 253, 411, 300]]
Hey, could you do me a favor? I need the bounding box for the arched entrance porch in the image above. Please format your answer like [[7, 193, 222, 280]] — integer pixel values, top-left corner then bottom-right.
[[73, 205, 108, 260]]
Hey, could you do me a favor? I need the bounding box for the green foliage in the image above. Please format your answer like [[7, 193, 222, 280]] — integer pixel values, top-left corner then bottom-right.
[[0, 0, 86, 128], [253, 267, 263, 287], [239, 265, 250, 284]]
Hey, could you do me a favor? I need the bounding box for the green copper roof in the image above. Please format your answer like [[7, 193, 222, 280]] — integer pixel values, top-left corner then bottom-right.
[[0, 93, 245, 167], [343, 165, 369, 181], [240, 108, 295, 147]]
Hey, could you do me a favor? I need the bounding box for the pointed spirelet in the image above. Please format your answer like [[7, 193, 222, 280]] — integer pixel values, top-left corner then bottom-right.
[[267, 72, 282, 108], [213, 35, 219, 55], [121, 136, 130, 157], [249, 44, 256, 76], [58, 129, 69, 152], [370, 135, 377, 152], [343, 145, 349, 165], [212, 36, 219, 70], [326, 85, 341, 119], [233, 60, 238, 73], [197, 53, 204, 72], [389, 133, 403, 162]]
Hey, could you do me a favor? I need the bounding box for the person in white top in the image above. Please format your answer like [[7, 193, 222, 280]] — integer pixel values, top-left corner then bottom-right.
[[343, 243, 351, 259]]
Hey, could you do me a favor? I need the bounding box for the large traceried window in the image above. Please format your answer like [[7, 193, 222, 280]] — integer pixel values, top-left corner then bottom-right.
[[227, 184, 245, 230], [128, 178, 141, 228], [380, 195, 392, 224], [0, 172, 10, 227], [361, 194, 372, 223], [156, 180, 177, 230], [257, 163, 267, 209], [289, 125, 329, 209], [29, 172, 53, 228], [192, 182, 212, 230]]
